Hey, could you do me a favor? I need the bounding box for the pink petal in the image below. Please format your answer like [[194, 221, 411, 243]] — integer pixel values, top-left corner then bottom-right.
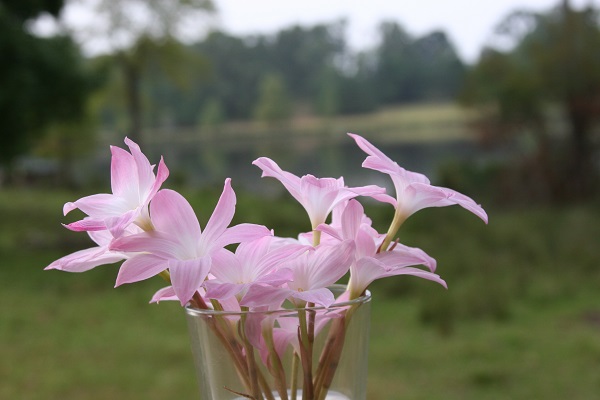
[[63, 219, 107, 232], [377, 243, 437, 272], [150, 189, 201, 249], [354, 228, 378, 259], [110, 231, 181, 259], [150, 286, 179, 303], [210, 249, 242, 282], [125, 137, 155, 196], [253, 157, 303, 203], [316, 223, 343, 241], [407, 183, 488, 223], [199, 178, 236, 251], [241, 284, 291, 308], [115, 254, 168, 286], [290, 287, 336, 308], [255, 268, 294, 286], [307, 241, 355, 289], [147, 157, 169, 200], [169, 257, 212, 306], [110, 145, 138, 197], [204, 281, 244, 301], [67, 193, 127, 218], [214, 223, 271, 250], [105, 209, 138, 238], [45, 247, 124, 272], [348, 133, 393, 162], [341, 200, 364, 240]]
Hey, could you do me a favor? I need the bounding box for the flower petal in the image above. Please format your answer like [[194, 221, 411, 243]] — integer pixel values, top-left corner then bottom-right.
[[169, 257, 212, 306], [252, 157, 303, 203], [115, 254, 168, 286], [290, 287, 336, 308], [110, 231, 182, 259], [45, 247, 124, 272], [150, 189, 202, 250], [110, 144, 138, 198], [407, 183, 488, 223], [214, 223, 271, 250], [199, 178, 236, 251], [150, 286, 178, 303]]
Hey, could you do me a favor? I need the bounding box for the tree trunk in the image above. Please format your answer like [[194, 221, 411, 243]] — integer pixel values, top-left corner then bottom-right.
[[123, 59, 143, 146], [566, 99, 594, 198]]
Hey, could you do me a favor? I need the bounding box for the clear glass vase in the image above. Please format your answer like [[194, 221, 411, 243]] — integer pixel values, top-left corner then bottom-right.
[[185, 284, 371, 400]]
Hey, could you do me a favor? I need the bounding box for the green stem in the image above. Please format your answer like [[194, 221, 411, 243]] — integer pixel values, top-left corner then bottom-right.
[[264, 326, 289, 400], [240, 312, 264, 400], [291, 353, 300, 400], [379, 209, 407, 253], [298, 309, 314, 400], [312, 229, 321, 247]]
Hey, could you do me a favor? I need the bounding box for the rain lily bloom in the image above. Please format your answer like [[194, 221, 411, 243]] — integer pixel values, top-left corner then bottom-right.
[[348, 133, 488, 250], [204, 236, 307, 302], [63, 138, 169, 237], [318, 200, 445, 299], [110, 179, 270, 305], [252, 157, 385, 238], [241, 240, 355, 308]]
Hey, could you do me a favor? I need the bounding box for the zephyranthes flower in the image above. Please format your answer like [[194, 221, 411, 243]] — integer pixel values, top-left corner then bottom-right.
[[348, 133, 488, 250], [63, 138, 169, 237], [253, 157, 385, 231], [110, 179, 270, 305]]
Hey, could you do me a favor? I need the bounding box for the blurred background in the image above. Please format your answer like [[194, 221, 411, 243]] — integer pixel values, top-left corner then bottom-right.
[[1, 0, 599, 399]]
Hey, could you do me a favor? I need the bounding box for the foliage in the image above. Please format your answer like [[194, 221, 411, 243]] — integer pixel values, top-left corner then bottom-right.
[[374, 22, 466, 104], [73, 0, 215, 144], [114, 20, 467, 127], [0, 0, 93, 168], [463, 0, 600, 200], [254, 73, 292, 125]]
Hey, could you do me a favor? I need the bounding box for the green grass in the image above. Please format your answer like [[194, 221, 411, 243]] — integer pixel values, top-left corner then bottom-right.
[[1, 187, 599, 399]]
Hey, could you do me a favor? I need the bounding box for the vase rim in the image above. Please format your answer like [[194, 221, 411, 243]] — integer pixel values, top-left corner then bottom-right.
[[184, 284, 371, 317]]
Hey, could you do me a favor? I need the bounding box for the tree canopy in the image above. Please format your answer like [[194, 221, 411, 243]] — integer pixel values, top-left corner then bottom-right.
[[463, 0, 600, 199], [0, 0, 93, 167]]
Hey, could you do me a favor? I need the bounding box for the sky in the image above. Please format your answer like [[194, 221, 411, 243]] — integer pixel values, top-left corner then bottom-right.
[[37, 0, 597, 63], [214, 0, 597, 62]]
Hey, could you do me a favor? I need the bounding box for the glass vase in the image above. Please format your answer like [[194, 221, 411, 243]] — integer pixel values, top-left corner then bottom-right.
[[185, 284, 371, 400]]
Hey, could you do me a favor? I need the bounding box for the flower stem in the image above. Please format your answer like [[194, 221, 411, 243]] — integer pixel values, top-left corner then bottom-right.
[[312, 229, 321, 247], [264, 326, 289, 400], [379, 209, 407, 253], [291, 353, 300, 400], [241, 312, 265, 400], [298, 309, 314, 400]]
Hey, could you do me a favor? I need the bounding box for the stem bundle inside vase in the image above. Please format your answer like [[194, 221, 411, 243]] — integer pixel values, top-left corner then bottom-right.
[[186, 285, 370, 400]]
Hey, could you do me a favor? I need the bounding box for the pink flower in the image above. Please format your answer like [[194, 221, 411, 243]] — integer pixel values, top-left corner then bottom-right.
[[253, 157, 384, 229], [348, 133, 488, 224], [241, 240, 355, 308], [110, 179, 270, 306], [63, 138, 169, 237], [318, 200, 446, 299], [204, 236, 306, 302]]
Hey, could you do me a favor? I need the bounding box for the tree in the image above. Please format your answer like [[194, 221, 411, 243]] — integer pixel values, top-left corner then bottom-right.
[[373, 22, 466, 104], [254, 73, 292, 126], [463, 0, 600, 199], [0, 0, 92, 169], [65, 0, 215, 145]]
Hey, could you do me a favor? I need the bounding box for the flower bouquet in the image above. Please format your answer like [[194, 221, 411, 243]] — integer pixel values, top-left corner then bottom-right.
[[47, 133, 487, 400]]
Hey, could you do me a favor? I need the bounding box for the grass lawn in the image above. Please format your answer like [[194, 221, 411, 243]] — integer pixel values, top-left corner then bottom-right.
[[1, 187, 599, 399]]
